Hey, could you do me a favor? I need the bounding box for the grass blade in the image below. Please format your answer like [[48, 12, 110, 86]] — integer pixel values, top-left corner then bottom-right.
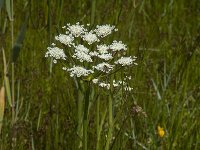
[[2, 48, 12, 106], [0, 86, 5, 134], [5, 0, 12, 20]]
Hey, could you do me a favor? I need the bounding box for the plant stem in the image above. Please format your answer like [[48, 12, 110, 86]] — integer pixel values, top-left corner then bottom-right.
[[105, 76, 114, 150], [10, 0, 15, 125], [83, 83, 90, 150], [96, 96, 100, 150], [77, 89, 83, 147]]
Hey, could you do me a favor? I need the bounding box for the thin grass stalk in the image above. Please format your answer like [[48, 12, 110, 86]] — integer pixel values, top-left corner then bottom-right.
[[77, 89, 83, 148], [96, 95, 100, 150], [2, 48, 12, 107], [96, 102, 107, 150], [83, 82, 90, 150], [0, 86, 5, 134], [11, 63, 15, 124], [9, 0, 15, 126], [105, 75, 114, 150], [90, 0, 96, 26]]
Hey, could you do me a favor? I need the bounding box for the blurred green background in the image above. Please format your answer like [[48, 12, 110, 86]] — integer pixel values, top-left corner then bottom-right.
[[0, 0, 200, 149]]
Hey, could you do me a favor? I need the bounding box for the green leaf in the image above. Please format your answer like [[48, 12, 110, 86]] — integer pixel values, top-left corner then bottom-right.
[[2, 48, 12, 107], [5, 0, 12, 20]]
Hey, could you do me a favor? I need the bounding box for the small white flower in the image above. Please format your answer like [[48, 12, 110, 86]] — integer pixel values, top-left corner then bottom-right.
[[51, 43, 56, 46], [92, 78, 99, 84], [45, 47, 66, 63], [124, 86, 133, 91], [110, 41, 127, 51], [62, 67, 67, 70], [82, 32, 99, 45], [93, 62, 114, 73], [98, 53, 113, 61], [94, 25, 116, 38], [97, 44, 109, 54], [72, 51, 93, 62], [67, 22, 86, 37], [99, 82, 110, 89], [126, 76, 132, 80], [115, 56, 136, 66], [89, 51, 99, 57], [67, 66, 94, 77], [55, 34, 74, 46], [113, 80, 120, 87]]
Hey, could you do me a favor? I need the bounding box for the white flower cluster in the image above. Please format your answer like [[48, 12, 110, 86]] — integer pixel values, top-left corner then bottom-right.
[[72, 51, 93, 62], [45, 22, 137, 88], [45, 47, 66, 63], [93, 62, 114, 73], [55, 34, 74, 46], [66, 66, 94, 77], [115, 56, 137, 66], [92, 79, 133, 91], [72, 45, 92, 62], [94, 24, 117, 38], [82, 32, 100, 45], [66, 22, 86, 37], [110, 41, 127, 51], [97, 44, 109, 54], [98, 53, 113, 61]]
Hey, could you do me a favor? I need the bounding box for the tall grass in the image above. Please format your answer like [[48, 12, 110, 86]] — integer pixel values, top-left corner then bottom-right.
[[0, 0, 199, 149]]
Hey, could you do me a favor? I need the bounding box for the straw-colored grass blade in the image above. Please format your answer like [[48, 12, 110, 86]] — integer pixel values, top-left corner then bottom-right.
[[2, 48, 12, 107], [0, 86, 5, 134]]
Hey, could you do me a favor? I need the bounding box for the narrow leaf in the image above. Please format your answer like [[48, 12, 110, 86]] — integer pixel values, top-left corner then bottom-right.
[[5, 0, 12, 20], [2, 48, 12, 106]]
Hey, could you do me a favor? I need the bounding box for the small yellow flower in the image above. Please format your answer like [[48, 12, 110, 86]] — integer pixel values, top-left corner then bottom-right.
[[157, 126, 165, 137]]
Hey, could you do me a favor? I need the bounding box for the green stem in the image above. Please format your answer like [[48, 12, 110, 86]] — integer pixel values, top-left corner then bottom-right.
[[11, 0, 15, 126], [105, 76, 114, 150], [77, 89, 83, 147], [11, 63, 15, 124], [96, 96, 100, 150], [83, 83, 90, 150]]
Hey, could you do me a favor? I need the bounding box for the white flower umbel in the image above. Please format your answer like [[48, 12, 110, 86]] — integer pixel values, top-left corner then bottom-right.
[[67, 22, 86, 37], [82, 31, 100, 45], [98, 53, 113, 61], [94, 25, 117, 38], [72, 51, 93, 62], [110, 41, 127, 51], [75, 44, 89, 53], [93, 62, 114, 73], [115, 56, 136, 66], [97, 44, 109, 54], [45, 47, 66, 63], [67, 66, 94, 77], [55, 34, 74, 46]]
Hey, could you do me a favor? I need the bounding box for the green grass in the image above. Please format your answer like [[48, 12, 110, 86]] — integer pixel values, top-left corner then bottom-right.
[[0, 0, 200, 149]]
